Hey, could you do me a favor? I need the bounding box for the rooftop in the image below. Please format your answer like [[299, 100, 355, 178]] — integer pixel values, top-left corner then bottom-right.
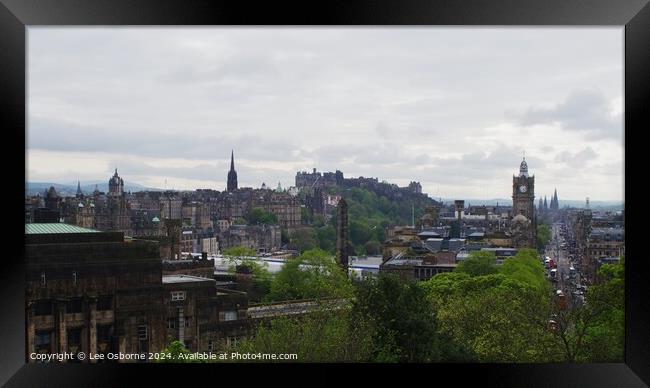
[[25, 223, 100, 235], [162, 274, 216, 284]]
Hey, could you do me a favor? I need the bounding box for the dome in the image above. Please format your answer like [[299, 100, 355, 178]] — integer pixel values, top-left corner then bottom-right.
[[152, 216, 160, 222], [78, 202, 84, 208]]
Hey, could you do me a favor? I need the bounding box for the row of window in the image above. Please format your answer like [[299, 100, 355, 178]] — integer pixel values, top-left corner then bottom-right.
[[33, 296, 113, 316], [39, 271, 79, 286], [34, 325, 113, 355]]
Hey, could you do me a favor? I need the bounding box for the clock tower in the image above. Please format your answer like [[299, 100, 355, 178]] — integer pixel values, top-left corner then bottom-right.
[[512, 157, 535, 220]]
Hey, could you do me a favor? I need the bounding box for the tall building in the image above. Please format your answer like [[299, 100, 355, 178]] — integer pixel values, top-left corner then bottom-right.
[[76, 181, 83, 198], [550, 188, 559, 210], [336, 198, 349, 271], [512, 158, 535, 220], [227, 151, 238, 192], [108, 169, 124, 196], [511, 157, 536, 248]]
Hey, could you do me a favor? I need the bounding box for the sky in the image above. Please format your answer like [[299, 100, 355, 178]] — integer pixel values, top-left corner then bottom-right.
[[27, 27, 624, 201]]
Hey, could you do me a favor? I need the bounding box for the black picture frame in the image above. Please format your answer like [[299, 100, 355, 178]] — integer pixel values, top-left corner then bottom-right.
[[1, 0, 647, 386]]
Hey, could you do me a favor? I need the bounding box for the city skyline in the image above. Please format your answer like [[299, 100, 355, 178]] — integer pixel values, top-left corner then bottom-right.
[[27, 27, 624, 201]]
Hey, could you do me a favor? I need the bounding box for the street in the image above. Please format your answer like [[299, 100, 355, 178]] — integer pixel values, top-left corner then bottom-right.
[[545, 222, 584, 308]]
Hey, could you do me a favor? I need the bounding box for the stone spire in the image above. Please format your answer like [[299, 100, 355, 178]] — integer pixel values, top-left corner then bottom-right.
[[76, 180, 83, 197], [227, 150, 238, 192]]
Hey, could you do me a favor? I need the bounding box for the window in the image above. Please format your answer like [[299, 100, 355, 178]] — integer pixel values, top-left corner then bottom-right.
[[97, 295, 113, 311], [138, 325, 148, 340], [34, 299, 52, 316], [223, 311, 238, 321], [185, 316, 191, 327], [171, 291, 186, 301], [67, 298, 83, 314], [97, 325, 112, 343], [35, 331, 52, 354], [40, 272, 46, 286], [207, 340, 214, 352], [68, 328, 82, 360], [167, 317, 176, 329], [226, 336, 240, 348], [72, 271, 78, 285]]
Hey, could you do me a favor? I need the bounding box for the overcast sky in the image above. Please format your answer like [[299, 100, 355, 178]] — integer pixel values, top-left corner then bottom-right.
[[27, 27, 623, 201]]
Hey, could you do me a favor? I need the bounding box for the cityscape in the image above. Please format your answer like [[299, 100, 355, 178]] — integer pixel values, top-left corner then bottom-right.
[[24, 28, 624, 363]]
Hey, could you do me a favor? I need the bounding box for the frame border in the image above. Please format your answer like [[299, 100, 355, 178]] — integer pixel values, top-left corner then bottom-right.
[[1, 0, 647, 386]]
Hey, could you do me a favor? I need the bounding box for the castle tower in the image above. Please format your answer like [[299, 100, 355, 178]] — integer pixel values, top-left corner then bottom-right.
[[336, 198, 349, 272], [227, 150, 238, 192]]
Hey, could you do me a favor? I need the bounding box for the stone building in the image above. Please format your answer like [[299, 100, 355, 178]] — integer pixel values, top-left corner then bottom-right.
[[511, 158, 536, 248], [162, 275, 249, 352], [252, 190, 301, 229], [217, 224, 281, 253], [25, 223, 252, 362], [25, 224, 166, 362]]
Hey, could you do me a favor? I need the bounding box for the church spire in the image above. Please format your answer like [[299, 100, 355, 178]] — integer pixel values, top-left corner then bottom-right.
[[76, 180, 83, 197], [227, 150, 238, 192]]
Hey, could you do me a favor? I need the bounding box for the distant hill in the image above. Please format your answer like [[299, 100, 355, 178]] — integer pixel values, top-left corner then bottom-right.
[[26, 181, 163, 196]]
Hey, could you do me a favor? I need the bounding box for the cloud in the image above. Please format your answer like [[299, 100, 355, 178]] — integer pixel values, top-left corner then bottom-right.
[[27, 28, 624, 200], [554, 147, 598, 168], [516, 89, 622, 139]]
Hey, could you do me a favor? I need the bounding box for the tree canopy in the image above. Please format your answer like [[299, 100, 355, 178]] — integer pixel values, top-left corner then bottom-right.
[[266, 249, 353, 302], [455, 250, 498, 277]]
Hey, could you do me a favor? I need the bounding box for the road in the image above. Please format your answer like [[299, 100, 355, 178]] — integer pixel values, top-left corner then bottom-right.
[[546, 222, 584, 308]]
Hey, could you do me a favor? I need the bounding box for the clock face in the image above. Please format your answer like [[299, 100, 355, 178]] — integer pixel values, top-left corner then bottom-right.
[[519, 185, 527, 193]]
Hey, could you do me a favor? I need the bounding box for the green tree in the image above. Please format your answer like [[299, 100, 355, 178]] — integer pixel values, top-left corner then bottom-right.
[[537, 223, 552, 250], [352, 273, 441, 362], [223, 246, 272, 302], [552, 256, 625, 362], [289, 228, 319, 253], [499, 248, 549, 292], [247, 207, 278, 225], [364, 240, 382, 255], [455, 250, 498, 277], [236, 308, 373, 362], [423, 273, 556, 362], [266, 249, 353, 302], [315, 224, 336, 253]]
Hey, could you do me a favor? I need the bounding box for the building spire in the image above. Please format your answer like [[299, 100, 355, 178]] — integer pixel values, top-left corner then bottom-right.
[[76, 180, 82, 196], [227, 150, 238, 192]]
